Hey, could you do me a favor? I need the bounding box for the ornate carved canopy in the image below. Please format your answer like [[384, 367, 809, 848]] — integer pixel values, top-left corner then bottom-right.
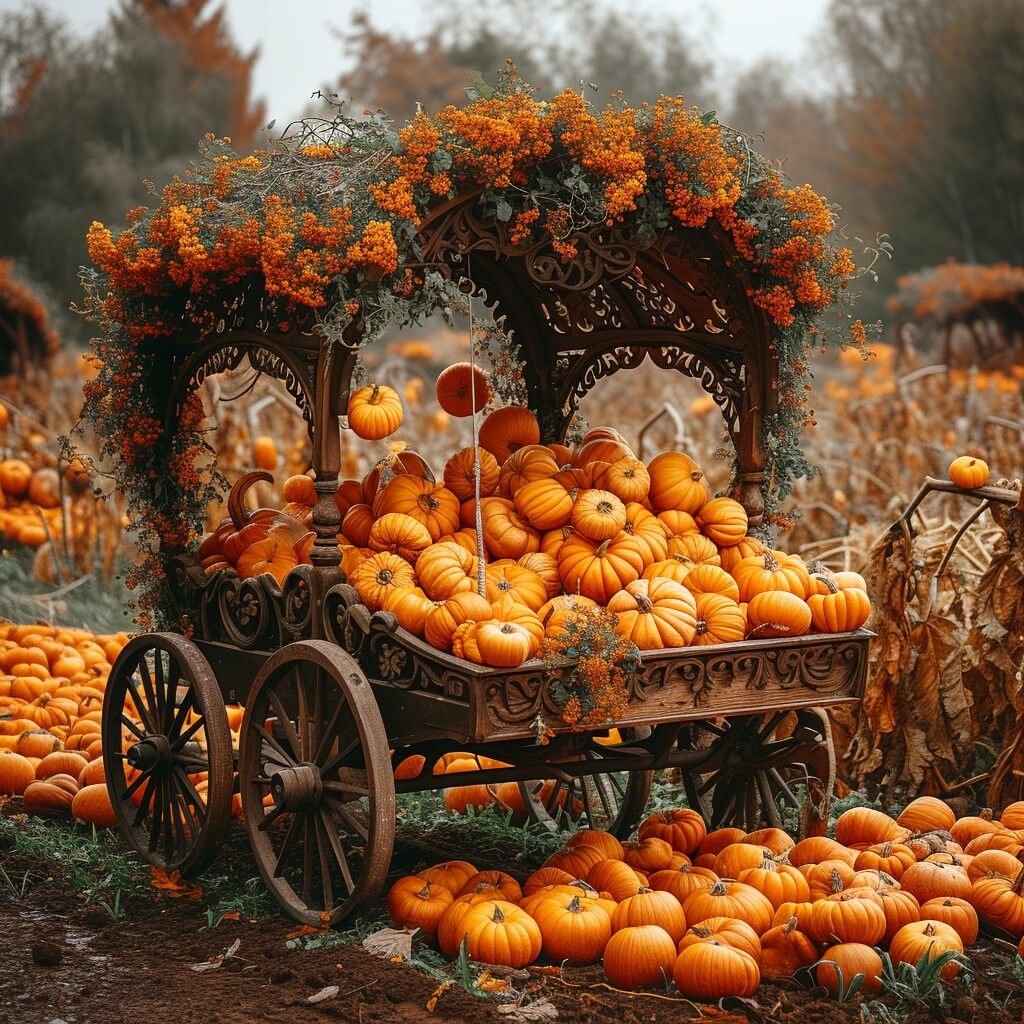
[[161, 186, 779, 526]]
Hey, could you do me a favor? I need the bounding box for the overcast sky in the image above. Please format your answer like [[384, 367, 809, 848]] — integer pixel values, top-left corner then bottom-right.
[[10, 0, 829, 120]]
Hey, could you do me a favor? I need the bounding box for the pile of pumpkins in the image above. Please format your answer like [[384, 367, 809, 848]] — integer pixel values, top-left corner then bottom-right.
[[0, 458, 66, 549], [0, 622, 129, 825], [387, 796, 1024, 999], [195, 363, 872, 669]]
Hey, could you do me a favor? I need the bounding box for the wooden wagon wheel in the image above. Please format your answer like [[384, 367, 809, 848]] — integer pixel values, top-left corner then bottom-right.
[[678, 708, 836, 837], [101, 633, 233, 877], [238, 640, 395, 926], [517, 730, 653, 838]]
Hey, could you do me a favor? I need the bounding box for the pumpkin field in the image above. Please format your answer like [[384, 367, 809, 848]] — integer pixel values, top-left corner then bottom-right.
[[3, 1, 1024, 1022]]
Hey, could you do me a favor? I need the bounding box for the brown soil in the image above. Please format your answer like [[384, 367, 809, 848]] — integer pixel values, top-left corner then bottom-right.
[[0, 817, 1019, 1024]]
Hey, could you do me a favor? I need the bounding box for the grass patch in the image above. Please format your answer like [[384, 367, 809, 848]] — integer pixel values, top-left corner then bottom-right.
[[0, 814, 146, 907]]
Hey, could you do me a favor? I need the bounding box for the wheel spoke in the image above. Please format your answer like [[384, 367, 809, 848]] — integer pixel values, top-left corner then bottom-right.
[[167, 687, 195, 743], [313, 699, 345, 768], [251, 720, 297, 768], [320, 735, 361, 777], [320, 807, 355, 894], [579, 775, 595, 827], [132, 776, 156, 827], [154, 650, 171, 732], [124, 769, 150, 801], [149, 776, 165, 854], [294, 666, 310, 762], [301, 815, 313, 904], [257, 803, 288, 832], [756, 711, 789, 743], [322, 779, 369, 798], [135, 658, 160, 733], [757, 771, 783, 829], [170, 716, 206, 752], [768, 767, 801, 806], [325, 796, 369, 841], [273, 812, 303, 877], [313, 812, 334, 912], [174, 768, 207, 825], [121, 714, 147, 741], [268, 690, 302, 762], [173, 753, 211, 772]]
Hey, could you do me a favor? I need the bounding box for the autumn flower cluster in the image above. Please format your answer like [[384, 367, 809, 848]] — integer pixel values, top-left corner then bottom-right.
[[543, 607, 640, 727]]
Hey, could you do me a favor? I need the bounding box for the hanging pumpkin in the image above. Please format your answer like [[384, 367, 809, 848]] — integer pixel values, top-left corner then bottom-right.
[[443, 446, 500, 502], [348, 383, 404, 440], [435, 362, 491, 416], [478, 407, 541, 465]]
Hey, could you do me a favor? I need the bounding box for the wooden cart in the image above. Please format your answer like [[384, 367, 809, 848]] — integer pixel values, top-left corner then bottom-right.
[[101, 188, 871, 924]]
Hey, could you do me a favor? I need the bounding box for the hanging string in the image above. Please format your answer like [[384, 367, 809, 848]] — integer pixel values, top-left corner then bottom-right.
[[467, 257, 487, 599]]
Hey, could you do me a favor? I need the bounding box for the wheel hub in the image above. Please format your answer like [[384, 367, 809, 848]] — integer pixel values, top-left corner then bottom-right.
[[126, 734, 172, 773], [270, 763, 322, 811]]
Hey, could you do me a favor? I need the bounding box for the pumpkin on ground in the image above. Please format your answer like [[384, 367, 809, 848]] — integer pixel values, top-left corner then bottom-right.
[[602, 925, 677, 990]]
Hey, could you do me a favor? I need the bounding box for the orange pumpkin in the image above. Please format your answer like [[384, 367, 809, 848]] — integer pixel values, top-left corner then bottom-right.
[[513, 477, 574, 531], [443, 446, 501, 502], [745, 591, 812, 639], [424, 592, 492, 651], [478, 407, 541, 465], [374, 477, 460, 540], [350, 552, 416, 610], [479, 498, 541, 559], [558, 532, 645, 604], [348, 383, 404, 440], [71, 783, 117, 827], [697, 496, 748, 547], [436, 363, 491, 416], [607, 577, 697, 649], [646, 452, 710, 515]]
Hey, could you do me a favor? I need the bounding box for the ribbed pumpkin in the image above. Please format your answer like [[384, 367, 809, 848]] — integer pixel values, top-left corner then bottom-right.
[[498, 445, 561, 495], [611, 888, 687, 943], [416, 860, 478, 896], [443, 446, 500, 501], [788, 835, 857, 867], [900, 861, 972, 903], [460, 900, 542, 967], [678, 917, 761, 962], [807, 576, 871, 633], [673, 940, 760, 1000], [621, 837, 675, 874], [566, 828, 625, 861], [920, 897, 978, 945], [602, 925, 677, 990], [732, 551, 809, 602], [854, 841, 917, 880], [816, 943, 883, 994], [681, 563, 741, 602], [713, 843, 776, 879], [889, 920, 964, 978], [667, 532, 721, 566], [453, 619, 535, 668], [607, 577, 697, 649], [738, 859, 811, 909], [759, 917, 818, 978], [682, 880, 774, 934], [478, 407, 541, 465], [417, 541, 476, 600], [544, 842, 607, 880], [435, 362, 490, 416], [588, 859, 646, 902], [348, 383, 403, 440], [382, 586, 437, 636], [0, 751, 35, 795], [745, 591, 812, 639], [375, 477, 460, 541], [22, 774, 78, 817], [835, 807, 907, 847], [971, 865, 1024, 936], [71, 783, 117, 827], [642, 557, 693, 585], [595, 457, 650, 504], [691, 593, 746, 645], [350, 552, 415, 610], [639, 809, 707, 856], [484, 563, 547, 612], [532, 892, 612, 965], [620, 503, 670, 565], [424, 592, 492, 651], [480, 498, 541, 559], [558, 532, 645, 604], [516, 551, 561, 600], [897, 796, 956, 834], [809, 892, 886, 945], [367, 512, 432, 563], [697, 497, 748, 547], [649, 864, 717, 904], [513, 477, 574, 531], [647, 452, 710, 515], [948, 455, 989, 489], [571, 489, 627, 542], [523, 867, 577, 897]]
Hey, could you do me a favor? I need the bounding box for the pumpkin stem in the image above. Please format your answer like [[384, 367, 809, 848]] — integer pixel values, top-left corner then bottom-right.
[[922, 922, 936, 936], [829, 869, 843, 894], [694, 618, 708, 636], [595, 539, 611, 557], [416, 883, 432, 900], [228, 470, 274, 529], [782, 916, 798, 935], [635, 594, 654, 614], [369, 382, 381, 403], [637, 886, 652, 894], [491, 904, 506, 924], [710, 880, 727, 896], [880, 842, 892, 856], [691, 925, 711, 938], [566, 894, 582, 913], [980, 808, 994, 821]]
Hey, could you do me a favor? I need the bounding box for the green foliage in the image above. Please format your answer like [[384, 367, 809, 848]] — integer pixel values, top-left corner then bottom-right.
[[860, 949, 971, 1021], [815, 960, 867, 1003]]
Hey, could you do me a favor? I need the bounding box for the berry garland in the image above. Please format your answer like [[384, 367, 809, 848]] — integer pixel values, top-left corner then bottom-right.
[[74, 65, 879, 627]]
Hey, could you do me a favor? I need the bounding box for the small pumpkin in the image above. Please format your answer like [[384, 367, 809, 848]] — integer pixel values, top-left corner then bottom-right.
[[815, 942, 883, 994], [648, 864, 717, 904], [697, 497, 748, 547], [677, 917, 762, 961], [350, 552, 416, 611], [367, 512, 432, 563], [348, 383, 404, 440], [745, 591, 812, 639], [587, 859, 646, 903], [22, 774, 78, 817], [889, 920, 964, 978], [514, 477, 574, 531], [607, 576, 697, 649], [71, 783, 117, 827], [0, 751, 36, 795], [460, 900, 542, 968], [443, 446, 501, 502], [532, 892, 612, 965], [647, 452, 710, 515], [436, 362, 491, 416], [948, 455, 989, 489], [809, 892, 886, 945], [835, 807, 907, 847], [899, 861, 973, 904], [897, 796, 956, 834], [387, 877, 454, 937], [571, 489, 627, 542], [971, 865, 1024, 936], [638, 808, 707, 856], [920, 897, 978, 945], [807, 575, 871, 633], [682, 880, 774, 935], [558, 532, 646, 604], [759, 917, 818, 978]]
